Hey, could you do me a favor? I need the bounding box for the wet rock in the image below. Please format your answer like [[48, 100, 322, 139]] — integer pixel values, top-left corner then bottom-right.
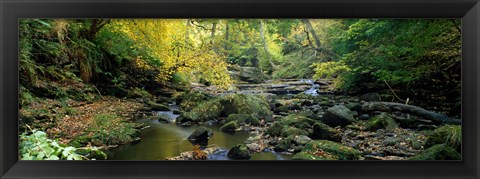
[[151, 115, 172, 123], [409, 144, 460, 160], [345, 103, 362, 114], [274, 136, 294, 152], [220, 121, 238, 132], [365, 113, 398, 132], [173, 109, 182, 115], [358, 114, 370, 120], [228, 144, 251, 160], [147, 101, 171, 111], [176, 115, 194, 123], [293, 135, 312, 145], [188, 127, 213, 144], [246, 143, 262, 152], [281, 127, 309, 137], [359, 92, 381, 102], [301, 100, 314, 106], [226, 113, 261, 126], [321, 105, 356, 127], [383, 137, 398, 146], [310, 122, 341, 142], [265, 122, 284, 137]]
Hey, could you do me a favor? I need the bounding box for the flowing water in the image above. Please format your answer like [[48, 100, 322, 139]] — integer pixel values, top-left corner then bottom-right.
[[107, 79, 319, 160]]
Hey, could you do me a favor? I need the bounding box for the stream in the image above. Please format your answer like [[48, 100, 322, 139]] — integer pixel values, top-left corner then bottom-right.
[[107, 79, 321, 160]]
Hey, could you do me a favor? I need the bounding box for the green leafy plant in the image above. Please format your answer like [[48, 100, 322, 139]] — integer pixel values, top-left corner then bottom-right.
[[20, 129, 84, 160]]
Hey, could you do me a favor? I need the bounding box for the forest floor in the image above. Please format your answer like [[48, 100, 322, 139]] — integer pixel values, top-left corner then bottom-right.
[[20, 96, 151, 146]]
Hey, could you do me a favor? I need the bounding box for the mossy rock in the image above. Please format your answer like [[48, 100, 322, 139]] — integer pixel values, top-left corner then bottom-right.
[[226, 113, 261, 126], [188, 127, 213, 143], [310, 122, 342, 142], [295, 140, 361, 160], [220, 121, 238, 132], [227, 144, 251, 160], [281, 127, 310, 137], [409, 144, 460, 160], [425, 125, 461, 152], [265, 122, 285, 137], [274, 105, 289, 113], [147, 101, 170, 111], [218, 94, 272, 120], [280, 114, 316, 129], [292, 152, 334, 160], [274, 136, 295, 152], [321, 105, 356, 127], [68, 135, 92, 148], [365, 113, 398, 132], [180, 99, 223, 122], [75, 148, 108, 160], [177, 91, 210, 111]]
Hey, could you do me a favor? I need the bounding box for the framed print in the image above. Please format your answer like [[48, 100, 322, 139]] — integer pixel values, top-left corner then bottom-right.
[[1, 0, 479, 178]]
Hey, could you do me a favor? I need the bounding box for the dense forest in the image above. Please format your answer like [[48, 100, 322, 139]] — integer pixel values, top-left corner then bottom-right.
[[19, 19, 461, 160]]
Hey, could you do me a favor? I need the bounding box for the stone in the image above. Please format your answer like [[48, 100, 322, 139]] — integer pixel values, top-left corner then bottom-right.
[[188, 127, 213, 144], [383, 137, 398, 146], [409, 144, 460, 160], [310, 122, 342, 142], [293, 135, 312, 145], [359, 92, 381, 102], [365, 113, 398, 132], [321, 105, 356, 127], [220, 121, 238, 132], [227, 144, 251, 160], [147, 101, 171, 111]]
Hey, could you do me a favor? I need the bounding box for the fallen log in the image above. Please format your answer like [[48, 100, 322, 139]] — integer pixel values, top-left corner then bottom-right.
[[361, 102, 461, 125]]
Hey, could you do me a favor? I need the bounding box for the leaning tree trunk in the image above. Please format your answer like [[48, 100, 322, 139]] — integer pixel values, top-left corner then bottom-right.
[[259, 19, 278, 71], [301, 19, 321, 48], [361, 102, 461, 125]]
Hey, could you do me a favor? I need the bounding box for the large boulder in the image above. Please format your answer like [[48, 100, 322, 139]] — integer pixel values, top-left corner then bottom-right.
[[238, 67, 267, 83], [188, 127, 213, 145], [321, 105, 356, 127], [226, 113, 261, 126], [359, 92, 381, 102], [310, 122, 342, 142], [227, 144, 251, 160], [220, 121, 238, 132], [409, 144, 460, 160], [365, 113, 398, 132]]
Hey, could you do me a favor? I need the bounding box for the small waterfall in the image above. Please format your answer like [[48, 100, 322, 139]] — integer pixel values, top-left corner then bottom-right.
[[302, 79, 320, 96]]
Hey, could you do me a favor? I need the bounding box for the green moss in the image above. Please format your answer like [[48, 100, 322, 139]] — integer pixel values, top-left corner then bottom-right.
[[365, 113, 398, 132], [409, 144, 460, 160], [220, 121, 238, 132], [226, 113, 261, 126], [298, 140, 362, 160], [274, 136, 295, 152], [178, 91, 210, 111], [310, 122, 341, 142], [219, 94, 272, 120], [181, 99, 224, 122], [279, 114, 316, 129], [281, 127, 310, 137], [292, 152, 335, 160], [265, 122, 285, 137], [425, 125, 461, 152]]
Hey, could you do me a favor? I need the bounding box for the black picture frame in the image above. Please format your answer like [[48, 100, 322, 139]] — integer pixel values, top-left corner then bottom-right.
[[1, 0, 479, 178]]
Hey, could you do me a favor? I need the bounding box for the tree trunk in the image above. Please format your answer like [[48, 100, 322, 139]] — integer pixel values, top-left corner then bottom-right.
[[361, 102, 461, 125], [301, 19, 321, 48], [259, 19, 277, 71], [210, 21, 217, 44]]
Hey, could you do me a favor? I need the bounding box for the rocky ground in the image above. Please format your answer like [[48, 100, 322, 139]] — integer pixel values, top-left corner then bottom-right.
[[168, 79, 461, 160]]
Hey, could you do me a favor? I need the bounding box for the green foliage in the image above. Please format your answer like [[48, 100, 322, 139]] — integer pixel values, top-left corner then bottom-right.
[[311, 61, 350, 79], [425, 125, 461, 152], [20, 130, 85, 160], [409, 144, 460, 160]]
